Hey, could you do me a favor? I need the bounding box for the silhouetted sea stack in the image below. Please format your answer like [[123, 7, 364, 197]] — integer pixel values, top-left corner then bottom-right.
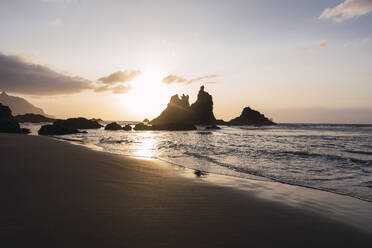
[[38, 117, 102, 135], [228, 107, 275, 126], [190, 86, 216, 125], [15, 113, 55, 123], [150, 94, 192, 126], [149, 86, 215, 130], [105, 122, 123, 131], [0, 103, 30, 134]]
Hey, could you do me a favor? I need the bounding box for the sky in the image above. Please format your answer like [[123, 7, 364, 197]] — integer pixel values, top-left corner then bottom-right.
[[0, 0, 371, 123]]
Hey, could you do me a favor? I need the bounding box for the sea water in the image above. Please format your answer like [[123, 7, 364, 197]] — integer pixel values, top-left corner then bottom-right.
[[24, 123, 372, 202]]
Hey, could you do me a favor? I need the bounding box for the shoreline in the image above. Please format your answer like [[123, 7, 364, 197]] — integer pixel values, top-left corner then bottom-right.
[[31, 133, 372, 233], [53, 133, 372, 232], [1, 133, 372, 247]]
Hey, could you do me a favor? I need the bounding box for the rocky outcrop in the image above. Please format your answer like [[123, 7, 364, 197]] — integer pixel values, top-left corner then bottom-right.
[[0, 103, 30, 134], [104, 122, 123, 131], [216, 119, 228, 125], [123, 124, 132, 131], [53, 118, 102, 130], [38, 117, 102, 135], [149, 86, 215, 130], [205, 125, 221, 130], [38, 124, 83, 135], [150, 94, 192, 126], [190, 86, 216, 124], [90, 118, 103, 122], [143, 118, 149, 123], [228, 107, 275, 126], [15, 113, 56, 123], [134, 123, 149, 131]]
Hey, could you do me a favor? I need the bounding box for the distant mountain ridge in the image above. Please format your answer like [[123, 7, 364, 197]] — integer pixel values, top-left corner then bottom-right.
[[0, 92, 55, 118]]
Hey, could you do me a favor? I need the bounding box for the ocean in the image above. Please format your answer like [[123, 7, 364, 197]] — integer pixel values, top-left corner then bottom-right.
[[24, 122, 372, 202]]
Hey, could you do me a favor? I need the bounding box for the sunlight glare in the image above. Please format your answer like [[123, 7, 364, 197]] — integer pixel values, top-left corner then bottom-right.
[[120, 68, 173, 120]]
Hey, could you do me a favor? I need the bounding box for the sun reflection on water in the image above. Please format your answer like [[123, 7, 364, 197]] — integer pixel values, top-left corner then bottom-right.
[[133, 132, 158, 159]]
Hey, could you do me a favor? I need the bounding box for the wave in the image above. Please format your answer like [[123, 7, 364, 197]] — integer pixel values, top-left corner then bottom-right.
[[344, 150, 372, 155], [279, 151, 372, 166]]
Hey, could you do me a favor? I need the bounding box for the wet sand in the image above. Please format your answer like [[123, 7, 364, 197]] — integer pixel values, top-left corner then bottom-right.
[[1, 133, 371, 247]]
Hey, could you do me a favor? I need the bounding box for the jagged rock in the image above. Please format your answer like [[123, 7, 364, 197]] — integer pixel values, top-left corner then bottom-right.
[[150, 94, 192, 125], [0, 103, 30, 134], [205, 125, 221, 130], [228, 107, 275, 126], [53, 118, 102, 130], [104, 122, 122, 131], [123, 124, 132, 131], [149, 86, 216, 130], [15, 113, 56, 123], [216, 119, 228, 125], [90, 118, 103, 122], [143, 118, 149, 123], [38, 124, 82, 135], [190, 86, 216, 125]]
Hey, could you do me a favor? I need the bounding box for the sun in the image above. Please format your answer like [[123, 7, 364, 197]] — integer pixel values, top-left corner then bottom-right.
[[119, 69, 173, 120]]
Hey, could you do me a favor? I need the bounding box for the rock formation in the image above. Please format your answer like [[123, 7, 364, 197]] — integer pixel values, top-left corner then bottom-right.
[[0, 103, 30, 134], [0, 91, 54, 118], [15, 113, 56, 123], [150, 94, 192, 126], [122, 124, 132, 131], [149, 86, 216, 130], [105, 122, 123, 131], [53, 118, 102, 130], [205, 125, 221, 130], [38, 124, 83, 135], [143, 118, 149, 123], [228, 107, 275, 126], [190, 86, 216, 124], [90, 118, 103, 122], [38, 117, 102, 135]]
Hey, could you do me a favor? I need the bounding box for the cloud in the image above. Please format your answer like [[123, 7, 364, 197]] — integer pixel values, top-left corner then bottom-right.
[[162, 74, 218, 84], [50, 18, 63, 26], [296, 41, 327, 53], [162, 75, 188, 84], [93, 84, 131, 94], [320, 0, 372, 22], [111, 85, 131, 94], [0, 53, 92, 95], [98, 70, 141, 85]]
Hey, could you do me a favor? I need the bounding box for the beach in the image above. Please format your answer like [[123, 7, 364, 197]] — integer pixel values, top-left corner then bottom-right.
[[1, 133, 371, 247]]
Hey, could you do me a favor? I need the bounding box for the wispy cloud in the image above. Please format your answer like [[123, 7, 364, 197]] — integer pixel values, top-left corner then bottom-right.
[[0, 53, 92, 95], [296, 41, 328, 53], [98, 70, 141, 85], [111, 85, 131, 94], [162, 74, 218, 84], [50, 18, 63, 27], [320, 0, 372, 22]]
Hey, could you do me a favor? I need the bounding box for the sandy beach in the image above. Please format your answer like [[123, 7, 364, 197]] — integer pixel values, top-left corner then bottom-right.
[[1, 133, 371, 248]]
